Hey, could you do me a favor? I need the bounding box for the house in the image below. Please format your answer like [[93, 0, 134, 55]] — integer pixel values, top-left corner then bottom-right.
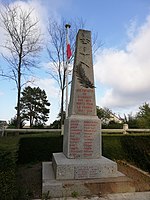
[[0, 120, 8, 128], [109, 113, 123, 124]]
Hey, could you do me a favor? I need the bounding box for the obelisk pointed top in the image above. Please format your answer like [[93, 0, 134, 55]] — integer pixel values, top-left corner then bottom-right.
[[69, 29, 96, 116]]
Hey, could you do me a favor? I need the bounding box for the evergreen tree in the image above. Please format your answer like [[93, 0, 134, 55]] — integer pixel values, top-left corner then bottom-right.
[[123, 113, 139, 128], [20, 86, 50, 127], [136, 102, 150, 128]]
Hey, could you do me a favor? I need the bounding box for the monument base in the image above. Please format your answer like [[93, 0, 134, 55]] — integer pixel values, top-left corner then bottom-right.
[[52, 153, 120, 180], [42, 161, 135, 198], [42, 153, 135, 197]]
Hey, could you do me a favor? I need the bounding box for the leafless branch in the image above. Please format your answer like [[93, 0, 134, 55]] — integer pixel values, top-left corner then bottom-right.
[[0, 4, 42, 128]]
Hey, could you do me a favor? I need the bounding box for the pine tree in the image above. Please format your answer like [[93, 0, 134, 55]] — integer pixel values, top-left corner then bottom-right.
[[20, 86, 50, 127]]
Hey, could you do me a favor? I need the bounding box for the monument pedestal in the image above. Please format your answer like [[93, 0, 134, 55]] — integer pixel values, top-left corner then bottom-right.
[[42, 161, 135, 198], [52, 153, 120, 180]]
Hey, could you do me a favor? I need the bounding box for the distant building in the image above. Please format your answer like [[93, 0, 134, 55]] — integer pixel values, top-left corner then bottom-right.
[[102, 113, 123, 125], [109, 113, 123, 124], [0, 120, 8, 127]]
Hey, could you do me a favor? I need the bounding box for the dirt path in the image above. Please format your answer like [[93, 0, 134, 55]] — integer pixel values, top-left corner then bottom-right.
[[117, 161, 150, 192]]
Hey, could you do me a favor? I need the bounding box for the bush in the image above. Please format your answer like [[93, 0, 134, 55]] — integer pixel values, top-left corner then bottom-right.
[[17, 134, 150, 172], [102, 135, 127, 160], [121, 135, 150, 172], [0, 150, 17, 200], [102, 134, 150, 172], [18, 135, 63, 164], [7, 116, 25, 129], [17, 134, 150, 171]]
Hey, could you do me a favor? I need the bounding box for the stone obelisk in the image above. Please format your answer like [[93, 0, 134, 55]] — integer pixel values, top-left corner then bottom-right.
[[63, 29, 101, 159]]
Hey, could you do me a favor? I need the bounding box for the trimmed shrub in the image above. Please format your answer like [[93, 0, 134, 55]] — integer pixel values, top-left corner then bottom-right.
[[18, 135, 63, 164], [0, 150, 17, 200], [102, 135, 127, 160], [17, 134, 150, 172], [121, 135, 150, 172], [102, 134, 150, 172]]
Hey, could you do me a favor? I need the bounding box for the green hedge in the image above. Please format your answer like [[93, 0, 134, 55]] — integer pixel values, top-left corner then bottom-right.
[[0, 137, 19, 200], [121, 135, 150, 172], [0, 150, 17, 200], [102, 134, 150, 172], [102, 135, 127, 160], [18, 135, 63, 164], [17, 134, 150, 172]]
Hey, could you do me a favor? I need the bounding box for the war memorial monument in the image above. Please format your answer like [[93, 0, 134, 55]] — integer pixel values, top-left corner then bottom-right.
[[42, 29, 135, 197]]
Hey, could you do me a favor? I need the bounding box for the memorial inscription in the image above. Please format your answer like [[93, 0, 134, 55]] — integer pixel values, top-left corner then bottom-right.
[[75, 166, 99, 179], [76, 89, 94, 115], [69, 119, 100, 158]]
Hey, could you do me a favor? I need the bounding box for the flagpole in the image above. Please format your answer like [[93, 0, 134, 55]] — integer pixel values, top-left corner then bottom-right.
[[65, 24, 71, 119]]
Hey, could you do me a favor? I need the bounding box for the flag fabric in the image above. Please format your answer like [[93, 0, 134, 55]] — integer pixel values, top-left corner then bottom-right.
[[65, 24, 71, 118], [66, 28, 72, 60], [67, 43, 72, 60]]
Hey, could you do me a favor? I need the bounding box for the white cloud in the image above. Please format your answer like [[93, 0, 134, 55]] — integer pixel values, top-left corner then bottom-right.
[[30, 77, 60, 99], [94, 14, 150, 111], [126, 18, 137, 39], [0, 91, 4, 96]]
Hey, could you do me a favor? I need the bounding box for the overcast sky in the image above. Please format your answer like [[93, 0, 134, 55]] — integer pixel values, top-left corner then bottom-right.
[[0, 0, 150, 124]]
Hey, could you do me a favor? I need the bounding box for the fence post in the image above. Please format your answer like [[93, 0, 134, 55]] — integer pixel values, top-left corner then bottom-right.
[[123, 124, 128, 134], [0, 124, 5, 137], [61, 125, 64, 135]]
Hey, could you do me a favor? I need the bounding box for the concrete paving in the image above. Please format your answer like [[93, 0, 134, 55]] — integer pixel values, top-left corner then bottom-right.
[[44, 192, 149, 200], [106, 192, 150, 200]]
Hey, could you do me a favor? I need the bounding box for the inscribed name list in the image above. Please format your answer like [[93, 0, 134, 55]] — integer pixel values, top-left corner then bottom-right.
[[69, 119, 100, 159]]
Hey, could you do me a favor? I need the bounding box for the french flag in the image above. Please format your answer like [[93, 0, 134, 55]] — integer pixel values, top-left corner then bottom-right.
[[67, 42, 72, 60], [66, 24, 72, 60]]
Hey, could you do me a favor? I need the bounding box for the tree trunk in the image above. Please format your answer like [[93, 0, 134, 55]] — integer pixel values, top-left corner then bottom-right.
[[60, 66, 66, 128], [30, 115, 32, 128], [60, 88, 64, 128], [17, 51, 22, 129], [16, 71, 21, 128]]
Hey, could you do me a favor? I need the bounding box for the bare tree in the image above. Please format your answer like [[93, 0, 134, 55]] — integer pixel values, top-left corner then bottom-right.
[[47, 18, 85, 127], [0, 5, 42, 128], [47, 18, 102, 127]]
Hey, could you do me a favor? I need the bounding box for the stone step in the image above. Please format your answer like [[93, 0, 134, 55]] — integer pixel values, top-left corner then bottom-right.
[[42, 162, 135, 198]]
